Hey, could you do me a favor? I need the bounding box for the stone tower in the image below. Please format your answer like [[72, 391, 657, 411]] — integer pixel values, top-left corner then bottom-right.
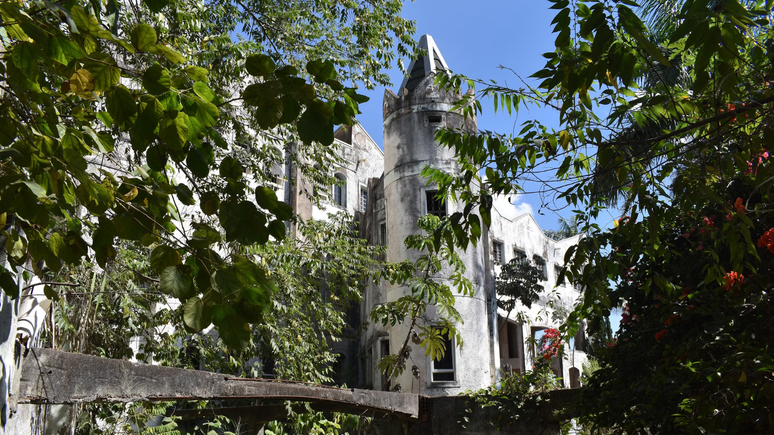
[[382, 35, 496, 395]]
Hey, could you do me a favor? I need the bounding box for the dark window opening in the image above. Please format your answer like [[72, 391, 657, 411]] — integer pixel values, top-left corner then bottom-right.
[[507, 322, 520, 359], [513, 248, 527, 265], [428, 115, 443, 123], [431, 330, 455, 382], [534, 255, 547, 280], [425, 190, 446, 218], [380, 338, 390, 391], [380, 223, 387, 246]]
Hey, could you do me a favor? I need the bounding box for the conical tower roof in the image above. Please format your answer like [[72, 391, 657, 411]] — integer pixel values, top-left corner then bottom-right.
[[399, 34, 450, 92]]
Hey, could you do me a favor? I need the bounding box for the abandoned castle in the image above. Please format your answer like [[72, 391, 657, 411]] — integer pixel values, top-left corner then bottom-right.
[[278, 34, 588, 395]]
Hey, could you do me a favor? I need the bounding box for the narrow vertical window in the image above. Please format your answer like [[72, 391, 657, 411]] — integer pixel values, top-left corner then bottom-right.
[[507, 322, 520, 359], [333, 173, 347, 207], [533, 255, 547, 280], [493, 242, 504, 265], [360, 187, 368, 212], [425, 190, 446, 218], [380, 222, 387, 246], [379, 338, 390, 390], [430, 330, 455, 382]]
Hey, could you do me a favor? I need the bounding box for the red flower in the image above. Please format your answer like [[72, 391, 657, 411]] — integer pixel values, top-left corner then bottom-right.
[[655, 329, 667, 341], [665, 314, 680, 327], [723, 271, 744, 291], [758, 228, 774, 253], [734, 197, 746, 215]]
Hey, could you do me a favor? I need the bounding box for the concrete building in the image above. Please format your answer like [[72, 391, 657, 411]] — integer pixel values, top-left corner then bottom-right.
[[291, 35, 588, 395]]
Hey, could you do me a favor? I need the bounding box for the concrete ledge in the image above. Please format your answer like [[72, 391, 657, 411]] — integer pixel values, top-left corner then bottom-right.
[[18, 348, 419, 418]]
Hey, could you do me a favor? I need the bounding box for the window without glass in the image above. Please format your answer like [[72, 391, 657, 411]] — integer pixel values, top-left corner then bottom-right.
[[333, 173, 347, 207], [425, 190, 446, 218], [513, 248, 527, 265], [379, 222, 387, 246], [506, 322, 520, 359], [554, 265, 563, 284], [360, 187, 368, 212], [430, 330, 455, 382], [533, 255, 547, 280], [493, 241, 504, 264], [379, 338, 390, 390]]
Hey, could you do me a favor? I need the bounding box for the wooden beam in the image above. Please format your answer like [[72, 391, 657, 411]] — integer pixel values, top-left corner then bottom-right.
[[18, 348, 418, 419]]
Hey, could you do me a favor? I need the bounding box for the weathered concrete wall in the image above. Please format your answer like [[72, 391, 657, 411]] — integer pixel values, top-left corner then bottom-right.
[[487, 211, 588, 383]]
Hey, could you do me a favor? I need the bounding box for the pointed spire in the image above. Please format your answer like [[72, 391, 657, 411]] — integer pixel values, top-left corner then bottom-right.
[[399, 34, 450, 92]]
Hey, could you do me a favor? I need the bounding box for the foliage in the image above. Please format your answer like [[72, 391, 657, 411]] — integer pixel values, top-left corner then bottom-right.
[[0, 0, 413, 348], [543, 216, 582, 240], [463, 368, 561, 432], [419, 0, 774, 432], [495, 256, 545, 316], [370, 214, 473, 391]]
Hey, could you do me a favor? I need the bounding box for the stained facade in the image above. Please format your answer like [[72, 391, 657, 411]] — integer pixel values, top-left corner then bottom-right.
[[290, 35, 588, 394]]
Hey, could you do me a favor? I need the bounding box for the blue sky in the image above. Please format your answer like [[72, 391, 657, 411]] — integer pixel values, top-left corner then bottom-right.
[[354, 0, 618, 232]]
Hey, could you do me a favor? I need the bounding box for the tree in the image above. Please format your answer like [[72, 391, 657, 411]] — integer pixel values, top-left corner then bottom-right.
[[0, 0, 414, 431], [423, 0, 774, 432]]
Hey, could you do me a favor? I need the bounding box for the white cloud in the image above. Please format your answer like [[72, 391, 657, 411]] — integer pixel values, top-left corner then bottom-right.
[[492, 193, 533, 220]]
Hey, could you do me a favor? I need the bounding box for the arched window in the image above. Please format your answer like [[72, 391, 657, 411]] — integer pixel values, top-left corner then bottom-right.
[[333, 173, 347, 207]]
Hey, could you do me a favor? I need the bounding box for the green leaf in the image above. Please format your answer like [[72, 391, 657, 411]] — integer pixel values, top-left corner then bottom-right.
[[12, 42, 38, 79], [185, 66, 209, 82], [212, 307, 250, 349], [144, 0, 170, 13], [0, 117, 17, 147], [268, 220, 286, 240], [218, 200, 267, 245], [214, 267, 242, 298], [219, 156, 243, 180], [47, 36, 86, 65], [254, 97, 284, 129], [83, 53, 120, 92], [159, 111, 189, 152], [174, 184, 195, 205], [306, 59, 336, 82], [160, 265, 194, 299], [0, 269, 18, 298], [255, 186, 279, 211], [131, 23, 157, 51], [142, 62, 171, 95], [186, 147, 209, 178], [146, 145, 168, 171], [147, 44, 186, 64], [150, 244, 181, 272], [183, 296, 211, 332], [200, 191, 220, 216], [193, 82, 215, 102], [106, 85, 137, 125], [297, 101, 334, 145], [245, 54, 276, 77]]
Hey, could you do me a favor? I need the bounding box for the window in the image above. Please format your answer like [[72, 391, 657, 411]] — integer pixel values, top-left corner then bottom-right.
[[360, 187, 368, 212], [493, 241, 504, 265], [333, 173, 347, 207], [425, 190, 446, 218], [430, 330, 455, 383], [513, 248, 527, 265], [428, 114, 443, 124], [574, 321, 585, 351], [554, 265, 563, 284], [506, 322, 520, 359], [533, 255, 547, 280], [379, 337, 390, 390], [380, 222, 387, 246]]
